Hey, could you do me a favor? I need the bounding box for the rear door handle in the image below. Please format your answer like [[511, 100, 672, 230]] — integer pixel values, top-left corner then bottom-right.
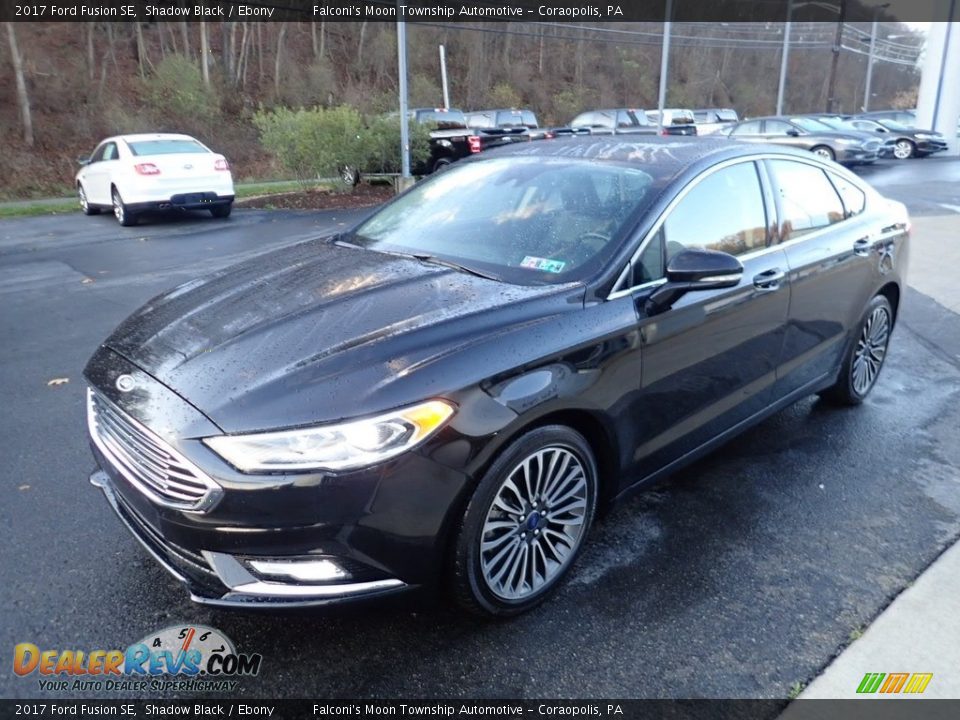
[[753, 268, 786, 291], [853, 237, 873, 256]]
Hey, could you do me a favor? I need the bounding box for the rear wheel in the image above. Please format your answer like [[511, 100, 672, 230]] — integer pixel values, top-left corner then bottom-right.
[[452, 425, 598, 617], [432, 158, 453, 174], [78, 184, 99, 215], [339, 165, 360, 186], [210, 202, 232, 219], [820, 294, 893, 406], [112, 187, 137, 227], [893, 139, 916, 159], [811, 145, 835, 162]]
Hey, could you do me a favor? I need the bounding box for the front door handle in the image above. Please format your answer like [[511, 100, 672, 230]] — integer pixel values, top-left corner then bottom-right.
[[853, 237, 873, 256], [753, 268, 786, 291]]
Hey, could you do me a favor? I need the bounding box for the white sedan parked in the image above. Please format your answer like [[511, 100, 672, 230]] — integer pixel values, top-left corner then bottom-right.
[[76, 133, 235, 226]]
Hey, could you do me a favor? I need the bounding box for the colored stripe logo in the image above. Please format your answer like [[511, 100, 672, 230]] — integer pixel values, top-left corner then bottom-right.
[[857, 672, 933, 694]]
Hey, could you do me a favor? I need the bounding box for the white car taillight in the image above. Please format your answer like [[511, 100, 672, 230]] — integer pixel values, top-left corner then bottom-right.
[[134, 163, 161, 176], [215, 158, 230, 171]]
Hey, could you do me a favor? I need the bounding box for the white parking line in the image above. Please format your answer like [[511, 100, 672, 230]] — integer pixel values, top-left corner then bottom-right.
[[939, 203, 960, 214]]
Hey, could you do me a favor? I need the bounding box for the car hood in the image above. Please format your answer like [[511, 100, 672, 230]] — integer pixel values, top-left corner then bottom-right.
[[103, 238, 582, 433]]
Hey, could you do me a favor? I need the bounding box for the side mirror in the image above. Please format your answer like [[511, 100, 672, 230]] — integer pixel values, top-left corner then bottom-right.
[[645, 248, 743, 315], [77, 155, 91, 166], [786, 129, 800, 137]]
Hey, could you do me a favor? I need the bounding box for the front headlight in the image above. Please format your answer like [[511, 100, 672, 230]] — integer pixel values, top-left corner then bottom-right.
[[914, 133, 934, 140], [836, 138, 859, 146], [204, 400, 455, 473]]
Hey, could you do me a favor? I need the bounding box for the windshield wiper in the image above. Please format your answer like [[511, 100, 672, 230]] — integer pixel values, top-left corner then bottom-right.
[[411, 254, 500, 281]]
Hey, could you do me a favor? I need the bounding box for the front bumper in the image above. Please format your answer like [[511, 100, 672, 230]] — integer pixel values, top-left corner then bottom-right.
[[84, 348, 475, 609], [90, 470, 412, 608]]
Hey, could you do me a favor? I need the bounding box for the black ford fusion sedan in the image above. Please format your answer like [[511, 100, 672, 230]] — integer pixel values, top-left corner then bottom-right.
[[85, 138, 909, 616]]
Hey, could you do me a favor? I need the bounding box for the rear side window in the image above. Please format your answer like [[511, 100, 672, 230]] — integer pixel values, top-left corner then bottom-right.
[[617, 110, 647, 128], [662, 161, 769, 261], [127, 139, 208, 156], [768, 160, 845, 238], [764, 120, 794, 136], [467, 113, 495, 129], [828, 172, 867, 217], [732, 121, 762, 135]]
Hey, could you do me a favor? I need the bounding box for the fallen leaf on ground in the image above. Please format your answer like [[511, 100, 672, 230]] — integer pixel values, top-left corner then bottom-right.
[[47, 377, 69, 386], [81, 277, 94, 284], [19, 485, 30, 491]]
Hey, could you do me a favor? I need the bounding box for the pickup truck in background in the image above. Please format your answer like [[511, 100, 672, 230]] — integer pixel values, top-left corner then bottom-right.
[[340, 108, 528, 185], [644, 108, 699, 136], [693, 108, 740, 135]]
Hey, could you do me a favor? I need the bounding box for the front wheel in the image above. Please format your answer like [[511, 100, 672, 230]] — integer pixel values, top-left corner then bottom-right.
[[811, 145, 836, 162], [78, 184, 99, 215], [893, 139, 916, 160], [452, 425, 598, 617], [820, 294, 893, 406]]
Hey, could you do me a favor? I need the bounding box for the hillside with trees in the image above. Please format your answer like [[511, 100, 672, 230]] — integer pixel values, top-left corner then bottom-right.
[[1, 20, 923, 199]]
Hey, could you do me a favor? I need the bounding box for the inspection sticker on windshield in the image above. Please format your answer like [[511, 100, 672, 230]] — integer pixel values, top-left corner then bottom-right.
[[521, 256, 566, 273]]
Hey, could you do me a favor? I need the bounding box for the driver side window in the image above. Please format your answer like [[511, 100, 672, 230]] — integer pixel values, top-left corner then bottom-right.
[[631, 162, 769, 286]]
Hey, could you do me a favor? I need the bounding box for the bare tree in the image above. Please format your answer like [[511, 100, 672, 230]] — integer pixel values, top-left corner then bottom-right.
[[5, 22, 33, 147], [199, 21, 210, 86], [274, 22, 287, 97]]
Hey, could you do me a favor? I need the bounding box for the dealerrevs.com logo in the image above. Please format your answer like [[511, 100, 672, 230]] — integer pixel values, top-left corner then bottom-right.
[[13, 625, 262, 693]]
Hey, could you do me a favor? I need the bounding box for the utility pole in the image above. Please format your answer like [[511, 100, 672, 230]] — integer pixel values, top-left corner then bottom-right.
[[656, 0, 673, 134], [825, 0, 847, 113], [397, 19, 411, 181], [439, 45, 450, 109], [863, 3, 890, 112], [776, 0, 792, 115]]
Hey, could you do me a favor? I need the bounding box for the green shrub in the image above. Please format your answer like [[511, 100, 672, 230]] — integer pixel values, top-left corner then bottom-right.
[[253, 105, 367, 185], [254, 105, 434, 186]]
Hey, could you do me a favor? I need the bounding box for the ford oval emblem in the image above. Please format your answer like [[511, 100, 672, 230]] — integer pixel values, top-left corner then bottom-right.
[[184, 163, 193, 170], [115, 374, 136, 393]]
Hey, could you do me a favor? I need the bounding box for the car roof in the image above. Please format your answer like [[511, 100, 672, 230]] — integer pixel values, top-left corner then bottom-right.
[[109, 133, 199, 143], [482, 135, 822, 170], [467, 108, 536, 113]]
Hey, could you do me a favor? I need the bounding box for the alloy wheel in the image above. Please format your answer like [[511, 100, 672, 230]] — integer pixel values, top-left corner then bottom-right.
[[813, 146, 834, 160], [479, 446, 589, 601], [79, 186, 88, 212], [112, 191, 124, 223], [852, 306, 890, 396], [894, 140, 914, 159]]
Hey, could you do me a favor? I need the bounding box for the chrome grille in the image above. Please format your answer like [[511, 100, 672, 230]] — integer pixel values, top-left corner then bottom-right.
[[87, 389, 221, 512]]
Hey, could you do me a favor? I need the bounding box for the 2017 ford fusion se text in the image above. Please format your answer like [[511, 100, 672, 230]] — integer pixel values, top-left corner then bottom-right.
[[85, 138, 909, 616]]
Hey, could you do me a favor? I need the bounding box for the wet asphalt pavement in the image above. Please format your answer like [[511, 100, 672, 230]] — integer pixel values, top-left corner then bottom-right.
[[2, 159, 960, 701]]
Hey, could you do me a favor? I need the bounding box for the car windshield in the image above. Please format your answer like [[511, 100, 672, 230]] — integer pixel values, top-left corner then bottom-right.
[[350, 157, 660, 285], [716, 109, 738, 122], [789, 117, 834, 132], [127, 139, 208, 156]]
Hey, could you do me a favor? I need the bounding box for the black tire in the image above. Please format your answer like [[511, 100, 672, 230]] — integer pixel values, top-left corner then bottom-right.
[[339, 165, 360, 186], [210, 202, 232, 219], [451, 425, 598, 617], [811, 145, 836, 162], [432, 158, 453, 174], [78, 184, 100, 215], [820, 294, 894, 406], [111, 187, 137, 227]]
